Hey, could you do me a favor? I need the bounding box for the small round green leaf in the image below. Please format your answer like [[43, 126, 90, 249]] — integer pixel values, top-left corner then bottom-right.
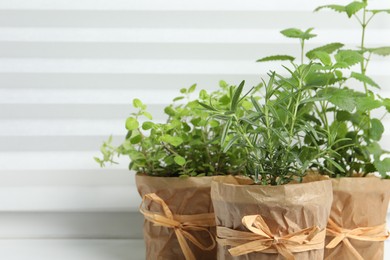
[[142, 121, 154, 130], [125, 117, 139, 130]]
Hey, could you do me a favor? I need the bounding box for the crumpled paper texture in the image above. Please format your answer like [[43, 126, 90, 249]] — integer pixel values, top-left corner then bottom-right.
[[325, 177, 390, 260], [211, 176, 333, 260], [135, 174, 216, 260]]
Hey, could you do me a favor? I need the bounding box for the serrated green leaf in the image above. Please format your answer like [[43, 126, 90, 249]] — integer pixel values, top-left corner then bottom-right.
[[366, 47, 390, 56], [306, 42, 344, 59], [334, 50, 364, 68], [345, 1, 367, 18], [142, 121, 154, 130], [174, 155, 186, 166], [280, 28, 316, 40], [256, 55, 295, 62], [125, 117, 139, 130], [369, 119, 384, 141], [188, 84, 197, 93], [318, 88, 356, 112], [350, 72, 380, 89], [311, 51, 332, 66], [355, 96, 382, 112], [314, 5, 346, 13], [375, 158, 390, 177], [367, 9, 390, 14]]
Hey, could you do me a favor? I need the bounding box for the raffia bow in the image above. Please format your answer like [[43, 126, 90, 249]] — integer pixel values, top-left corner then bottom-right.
[[217, 215, 326, 260], [325, 218, 390, 260], [139, 193, 216, 260]]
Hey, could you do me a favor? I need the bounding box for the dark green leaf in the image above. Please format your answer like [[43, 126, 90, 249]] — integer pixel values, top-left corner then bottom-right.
[[257, 55, 295, 62], [197, 101, 216, 111], [130, 134, 142, 144]]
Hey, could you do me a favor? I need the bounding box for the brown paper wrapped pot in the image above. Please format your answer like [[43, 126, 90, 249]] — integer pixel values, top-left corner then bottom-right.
[[325, 177, 390, 260], [211, 176, 333, 260], [135, 174, 217, 260]]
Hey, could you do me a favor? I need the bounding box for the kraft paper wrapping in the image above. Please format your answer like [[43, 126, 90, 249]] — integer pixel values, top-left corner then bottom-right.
[[211, 176, 333, 260], [325, 177, 390, 260], [135, 174, 217, 260]]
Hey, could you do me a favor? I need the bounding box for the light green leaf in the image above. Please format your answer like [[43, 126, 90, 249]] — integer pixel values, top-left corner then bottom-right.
[[188, 84, 197, 93], [142, 111, 153, 120], [173, 96, 184, 102], [306, 42, 344, 59], [355, 96, 382, 112], [314, 5, 345, 13], [132, 98, 143, 109], [280, 28, 316, 40], [125, 117, 139, 130], [161, 135, 183, 147], [345, 1, 367, 18], [174, 155, 186, 166], [366, 47, 390, 56], [367, 142, 383, 157], [375, 158, 390, 177], [334, 50, 364, 68], [367, 9, 390, 14], [350, 72, 380, 89], [369, 119, 384, 141], [257, 55, 295, 62], [311, 51, 332, 66], [223, 135, 240, 153]]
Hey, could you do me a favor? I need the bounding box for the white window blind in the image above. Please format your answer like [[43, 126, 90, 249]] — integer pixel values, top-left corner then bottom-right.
[[0, 0, 388, 243]]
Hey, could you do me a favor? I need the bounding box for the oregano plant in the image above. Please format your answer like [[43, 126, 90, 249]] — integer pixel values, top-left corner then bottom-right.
[[95, 82, 254, 177]]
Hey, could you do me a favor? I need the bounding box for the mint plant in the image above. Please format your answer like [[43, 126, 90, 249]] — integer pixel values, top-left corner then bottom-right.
[[257, 0, 390, 178], [95, 82, 253, 177]]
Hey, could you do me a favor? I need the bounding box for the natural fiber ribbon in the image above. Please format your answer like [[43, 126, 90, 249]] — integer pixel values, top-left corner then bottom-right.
[[325, 218, 390, 260], [217, 215, 326, 260], [139, 193, 216, 260]]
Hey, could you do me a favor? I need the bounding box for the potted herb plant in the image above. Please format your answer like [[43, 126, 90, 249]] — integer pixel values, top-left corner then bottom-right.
[[256, 1, 390, 259], [200, 69, 335, 259], [96, 82, 253, 260]]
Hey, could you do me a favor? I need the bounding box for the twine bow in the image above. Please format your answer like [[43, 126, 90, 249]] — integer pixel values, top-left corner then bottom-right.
[[139, 193, 216, 260], [325, 218, 390, 260], [217, 215, 326, 260]]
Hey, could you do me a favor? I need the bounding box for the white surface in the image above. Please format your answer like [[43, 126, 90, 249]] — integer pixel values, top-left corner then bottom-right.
[[0, 239, 145, 260], [0, 239, 386, 260]]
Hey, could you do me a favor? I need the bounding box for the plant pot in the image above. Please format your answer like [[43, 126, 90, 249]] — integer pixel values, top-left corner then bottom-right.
[[135, 174, 217, 260], [211, 176, 333, 260], [324, 177, 390, 260]]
